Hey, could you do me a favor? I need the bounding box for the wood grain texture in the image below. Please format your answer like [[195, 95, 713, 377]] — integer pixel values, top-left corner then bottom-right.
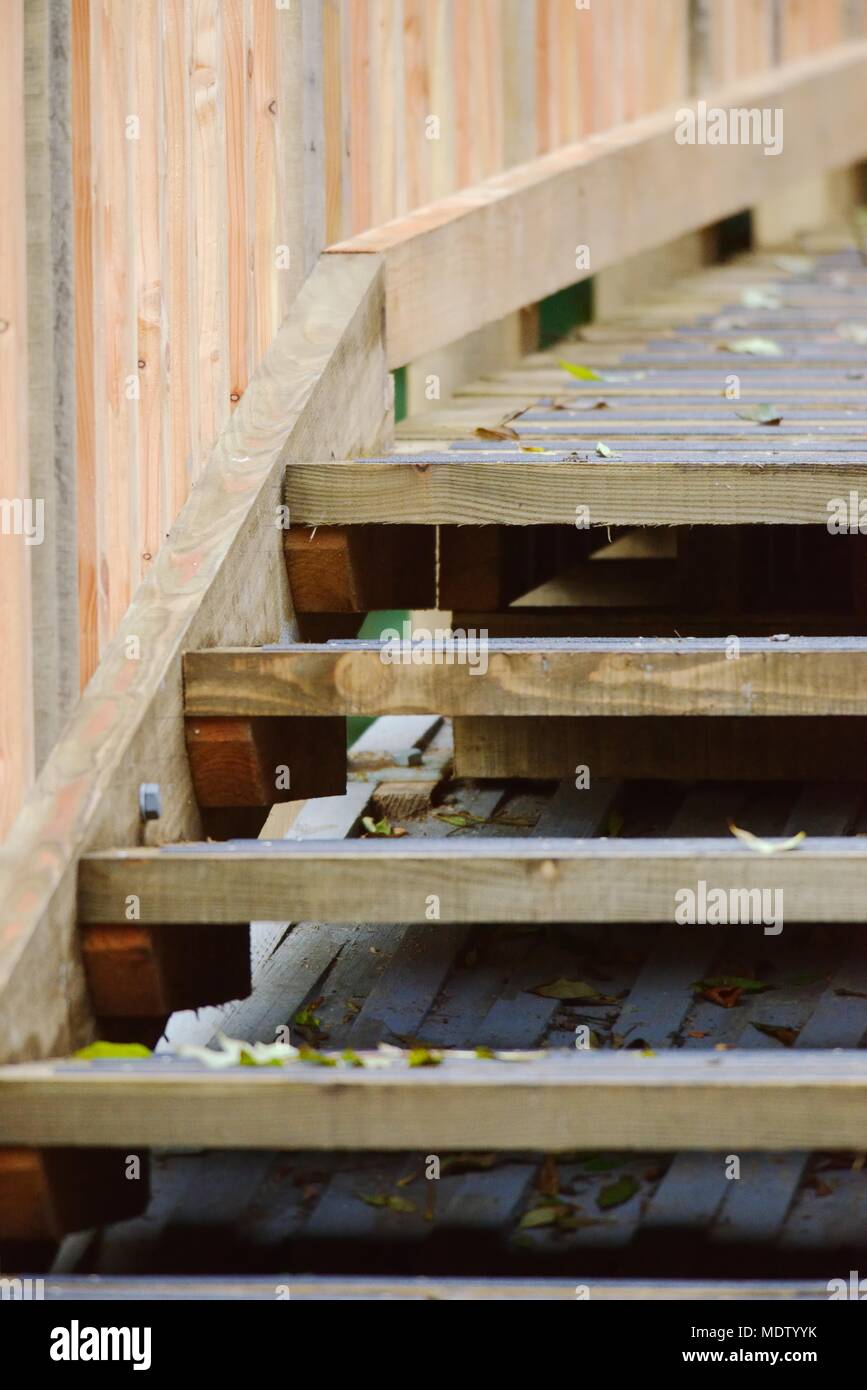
[[0, 0, 35, 836], [0, 253, 389, 1063], [183, 638, 867, 719], [453, 715, 867, 781], [4, 1051, 867, 1150], [327, 43, 867, 364], [79, 835, 867, 926]]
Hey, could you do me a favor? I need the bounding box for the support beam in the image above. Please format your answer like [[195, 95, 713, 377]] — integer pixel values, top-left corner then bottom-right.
[[184, 638, 867, 720], [79, 836, 867, 925]]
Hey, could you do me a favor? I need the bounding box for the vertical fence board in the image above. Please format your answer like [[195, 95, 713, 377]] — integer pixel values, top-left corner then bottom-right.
[[0, 0, 34, 835]]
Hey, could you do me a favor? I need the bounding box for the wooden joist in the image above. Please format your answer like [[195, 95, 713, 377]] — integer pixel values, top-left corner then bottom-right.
[[79, 836, 867, 925], [0, 1147, 148, 1242], [185, 716, 347, 807], [327, 44, 867, 365], [453, 715, 867, 782], [3, 1051, 867, 1151], [184, 638, 867, 720]]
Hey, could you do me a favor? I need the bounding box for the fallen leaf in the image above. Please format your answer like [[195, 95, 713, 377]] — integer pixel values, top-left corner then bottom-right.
[[74, 1041, 153, 1061], [774, 254, 814, 275], [474, 1045, 496, 1059], [836, 321, 867, 344], [700, 985, 743, 1009], [520, 445, 549, 452], [807, 1176, 833, 1197], [728, 821, 806, 854], [687, 1030, 708, 1039], [297, 1046, 338, 1066], [596, 440, 617, 457], [440, 1153, 498, 1174], [735, 403, 783, 425], [433, 808, 489, 829], [741, 287, 782, 309], [357, 1192, 417, 1214], [530, 977, 611, 1002], [339, 1049, 364, 1068], [559, 360, 602, 381], [597, 1175, 639, 1210], [362, 814, 400, 837], [752, 1022, 799, 1047], [177, 1033, 299, 1069], [475, 424, 519, 441], [834, 987, 867, 1000], [519, 1204, 562, 1229], [407, 1048, 443, 1067], [694, 975, 769, 994], [718, 336, 783, 357]]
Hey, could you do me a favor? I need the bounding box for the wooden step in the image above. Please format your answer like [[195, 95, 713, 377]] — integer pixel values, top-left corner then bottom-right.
[[184, 638, 867, 719], [79, 836, 867, 925], [2, 1051, 866, 1151], [283, 452, 867, 526]]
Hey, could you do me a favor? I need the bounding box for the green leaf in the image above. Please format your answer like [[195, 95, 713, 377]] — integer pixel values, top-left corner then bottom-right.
[[519, 1204, 563, 1229], [298, 1046, 338, 1067], [340, 1049, 364, 1067], [407, 1048, 443, 1068], [474, 1045, 497, 1059], [433, 808, 489, 829], [73, 1041, 153, 1061], [362, 815, 393, 836], [597, 1175, 639, 1209], [357, 1192, 417, 1214], [294, 1006, 322, 1030], [595, 440, 617, 458], [693, 975, 769, 994], [558, 360, 602, 381], [581, 1153, 629, 1173], [735, 403, 782, 425], [719, 336, 783, 357]]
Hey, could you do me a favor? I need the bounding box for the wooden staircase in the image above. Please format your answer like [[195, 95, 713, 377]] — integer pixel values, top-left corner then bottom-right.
[[3, 239, 867, 1260]]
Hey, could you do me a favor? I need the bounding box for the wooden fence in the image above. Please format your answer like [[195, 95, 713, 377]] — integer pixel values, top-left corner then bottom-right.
[[1, 0, 866, 839]]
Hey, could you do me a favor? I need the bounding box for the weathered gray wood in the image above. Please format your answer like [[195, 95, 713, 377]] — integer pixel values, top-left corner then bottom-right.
[[3, 1051, 867, 1150], [79, 835, 867, 925]]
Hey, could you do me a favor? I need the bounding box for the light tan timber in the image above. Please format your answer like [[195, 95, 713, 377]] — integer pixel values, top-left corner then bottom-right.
[[0, 254, 390, 1064], [79, 837, 867, 926], [281, 456, 867, 526], [3, 1051, 867, 1151], [326, 43, 867, 365], [184, 640, 867, 720]]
